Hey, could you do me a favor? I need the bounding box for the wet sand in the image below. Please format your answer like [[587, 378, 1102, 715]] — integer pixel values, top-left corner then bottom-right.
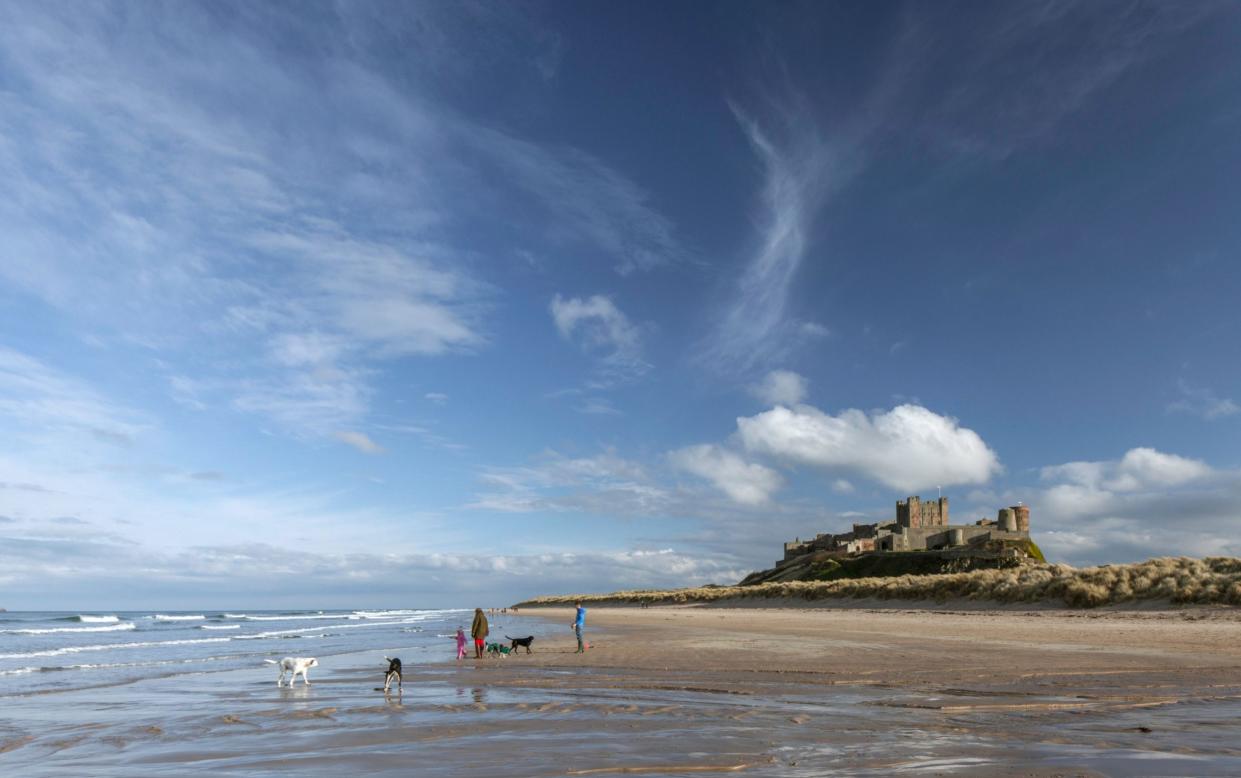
[[3, 605, 1241, 776]]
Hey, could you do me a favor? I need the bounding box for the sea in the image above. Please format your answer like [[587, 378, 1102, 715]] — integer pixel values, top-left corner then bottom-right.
[[0, 609, 470, 697]]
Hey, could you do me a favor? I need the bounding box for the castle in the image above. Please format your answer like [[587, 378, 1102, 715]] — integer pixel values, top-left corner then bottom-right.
[[780, 496, 1031, 565]]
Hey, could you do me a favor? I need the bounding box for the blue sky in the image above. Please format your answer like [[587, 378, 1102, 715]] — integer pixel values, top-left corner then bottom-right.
[[3, 1, 1241, 609]]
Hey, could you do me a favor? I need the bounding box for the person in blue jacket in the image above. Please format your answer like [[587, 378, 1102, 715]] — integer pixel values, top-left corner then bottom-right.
[[571, 601, 586, 653]]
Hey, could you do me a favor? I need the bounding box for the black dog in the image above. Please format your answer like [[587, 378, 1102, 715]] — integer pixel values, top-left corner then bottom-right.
[[506, 635, 534, 654], [382, 656, 402, 692]]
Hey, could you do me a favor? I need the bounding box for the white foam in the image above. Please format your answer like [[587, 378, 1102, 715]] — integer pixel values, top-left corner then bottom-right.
[[76, 615, 121, 623], [0, 622, 136, 635], [151, 614, 205, 622], [0, 636, 230, 660], [0, 667, 36, 676], [199, 624, 241, 630]]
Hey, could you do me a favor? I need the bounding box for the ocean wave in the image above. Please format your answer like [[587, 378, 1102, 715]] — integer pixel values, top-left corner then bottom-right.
[[75, 615, 121, 623], [234, 627, 332, 640], [150, 614, 205, 622], [2, 656, 231, 677], [0, 636, 230, 661], [0, 622, 136, 635], [231, 617, 429, 641], [199, 625, 241, 630], [223, 613, 346, 622]]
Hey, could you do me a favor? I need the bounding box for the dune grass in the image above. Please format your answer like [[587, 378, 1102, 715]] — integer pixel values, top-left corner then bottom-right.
[[517, 557, 1241, 609]]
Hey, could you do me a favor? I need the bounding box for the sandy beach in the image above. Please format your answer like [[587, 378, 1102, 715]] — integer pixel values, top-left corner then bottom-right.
[[4, 604, 1241, 776]]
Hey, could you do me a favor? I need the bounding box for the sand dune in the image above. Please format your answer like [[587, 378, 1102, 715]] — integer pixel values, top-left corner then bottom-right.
[[518, 556, 1241, 609]]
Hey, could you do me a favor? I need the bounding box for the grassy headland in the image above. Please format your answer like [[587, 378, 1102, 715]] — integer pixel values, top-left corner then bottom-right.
[[518, 556, 1241, 609]]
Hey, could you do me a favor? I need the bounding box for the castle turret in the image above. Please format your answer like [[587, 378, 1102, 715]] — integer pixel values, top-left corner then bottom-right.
[[1013, 504, 1030, 532], [997, 508, 1017, 532]]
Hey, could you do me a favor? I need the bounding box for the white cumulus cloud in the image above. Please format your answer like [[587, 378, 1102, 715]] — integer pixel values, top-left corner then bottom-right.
[[1032, 446, 1238, 566], [736, 403, 1000, 492], [1041, 447, 1211, 493], [668, 444, 784, 506]]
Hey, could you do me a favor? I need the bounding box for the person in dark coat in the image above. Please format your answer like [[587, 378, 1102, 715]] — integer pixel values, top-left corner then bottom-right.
[[471, 608, 489, 658]]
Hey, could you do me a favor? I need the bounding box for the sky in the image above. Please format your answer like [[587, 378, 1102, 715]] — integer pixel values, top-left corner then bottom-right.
[[2, 1, 1241, 609]]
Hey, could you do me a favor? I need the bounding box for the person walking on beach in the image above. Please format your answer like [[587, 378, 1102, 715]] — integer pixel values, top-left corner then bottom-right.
[[454, 626, 468, 661], [571, 601, 586, 653], [471, 608, 489, 659]]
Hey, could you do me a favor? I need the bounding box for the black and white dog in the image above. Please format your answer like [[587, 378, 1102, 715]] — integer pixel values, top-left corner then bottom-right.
[[383, 656, 402, 692], [506, 635, 534, 654]]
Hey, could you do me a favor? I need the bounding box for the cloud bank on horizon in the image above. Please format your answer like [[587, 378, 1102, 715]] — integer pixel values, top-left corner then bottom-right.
[[2, 1, 1241, 608]]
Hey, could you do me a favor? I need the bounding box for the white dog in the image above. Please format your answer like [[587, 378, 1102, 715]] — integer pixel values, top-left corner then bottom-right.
[[264, 656, 319, 686]]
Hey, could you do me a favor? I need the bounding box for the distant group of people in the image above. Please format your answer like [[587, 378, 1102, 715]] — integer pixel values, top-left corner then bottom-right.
[[454, 602, 586, 660]]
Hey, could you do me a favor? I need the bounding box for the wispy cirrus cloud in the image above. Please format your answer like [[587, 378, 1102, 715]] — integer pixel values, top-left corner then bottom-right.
[[0, 535, 745, 607], [0, 346, 145, 445], [1167, 379, 1239, 421], [468, 450, 664, 515], [703, 99, 841, 372], [550, 294, 650, 386], [467, 128, 685, 275], [465, 445, 824, 552], [700, 5, 1222, 373], [886, 2, 1225, 158], [0, 3, 680, 447], [334, 431, 386, 455], [750, 369, 809, 406], [0, 448, 424, 553]]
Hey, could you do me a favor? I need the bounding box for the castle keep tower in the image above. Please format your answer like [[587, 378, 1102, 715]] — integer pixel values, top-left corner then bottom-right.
[[896, 495, 948, 528]]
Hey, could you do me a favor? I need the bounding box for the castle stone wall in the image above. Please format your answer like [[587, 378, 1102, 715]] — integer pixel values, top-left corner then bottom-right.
[[780, 497, 1030, 564]]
